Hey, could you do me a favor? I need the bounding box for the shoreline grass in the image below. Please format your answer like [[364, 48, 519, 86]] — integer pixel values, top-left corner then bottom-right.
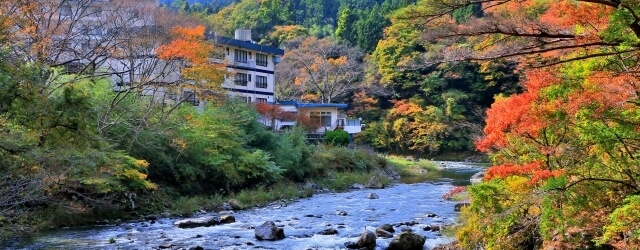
[[385, 155, 440, 177]]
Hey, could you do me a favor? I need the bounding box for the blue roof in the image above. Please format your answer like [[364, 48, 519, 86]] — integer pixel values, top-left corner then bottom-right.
[[207, 34, 284, 55], [276, 101, 348, 109]]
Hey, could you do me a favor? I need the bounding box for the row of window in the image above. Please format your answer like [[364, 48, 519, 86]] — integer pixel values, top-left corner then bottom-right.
[[233, 50, 269, 67], [234, 73, 268, 88], [174, 92, 268, 106], [238, 96, 268, 103]]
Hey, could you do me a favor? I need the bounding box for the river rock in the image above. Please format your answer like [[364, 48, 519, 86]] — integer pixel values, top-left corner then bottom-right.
[[365, 176, 384, 189], [219, 214, 236, 224], [378, 224, 395, 232], [387, 232, 426, 250], [432, 242, 459, 250], [304, 179, 319, 190], [228, 199, 244, 210], [318, 227, 339, 235], [220, 202, 234, 211], [174, 216, 219, 228], [255, 221, 285, 241], [470, 171, 484, 184], [344, 241, 361, 249], [454, 202, 469, 212], [356, 230, 376, 250], [375, 227, 394, 238], [366, 193, 379, 199], [352, 183, 365, 189], [399, 226, 413, 232], [159, 243, 175, 249], [337, 210, 348, 216]]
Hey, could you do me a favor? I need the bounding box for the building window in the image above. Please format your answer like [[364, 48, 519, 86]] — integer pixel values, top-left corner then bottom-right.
[[235, 49, 247, 63], [238, 96, 251, 103], [256, 75, 267, 88], [256, 53, 268, 67], [182, 91, 200, 106], [256, 98, 267, 103], [310, 111, 332, 127], [235, 73, 248, 86]]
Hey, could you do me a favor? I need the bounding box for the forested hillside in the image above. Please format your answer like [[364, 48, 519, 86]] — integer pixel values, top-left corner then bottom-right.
[[168, 0, 520, 156], [183, 0, 640, 248]]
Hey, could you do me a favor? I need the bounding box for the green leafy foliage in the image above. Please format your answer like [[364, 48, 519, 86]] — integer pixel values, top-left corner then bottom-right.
[[324, 130, 350, 146], [272, 128, 316, 181]]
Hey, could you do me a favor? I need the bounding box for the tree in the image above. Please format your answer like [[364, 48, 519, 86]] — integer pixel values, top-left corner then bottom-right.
[[260, 25, 309, 47], [399, 0, 640, 67], [399, 0, 640, 248], [254, 102, 296, 131], [276, 36, 364, 103], [335, 7, 354, 41], [0, 52, 156, 232], [156, 25, 226, 103], [204, 0, 261, 37]]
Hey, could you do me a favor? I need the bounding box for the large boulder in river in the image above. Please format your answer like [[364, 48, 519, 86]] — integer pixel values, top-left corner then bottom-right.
[[228, 199, 244, 210], [219, 214, 236, 224], [356, 230, 377, 250], [387, 232, 426, 250], [255, 221, 285, 241], [378, 224, 395, 233], [174, 216, 220, 228], [318, 227, 339, 235], [365, 176, 385, 189], [375, 227, 394, 238]]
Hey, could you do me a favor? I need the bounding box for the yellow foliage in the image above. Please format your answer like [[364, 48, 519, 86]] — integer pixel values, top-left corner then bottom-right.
[[134, 159, 150, 168], [172, 138, 188, 150]]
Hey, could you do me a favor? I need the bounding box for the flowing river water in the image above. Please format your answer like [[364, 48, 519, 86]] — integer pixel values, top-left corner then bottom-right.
[[3, 162, 484, 250]]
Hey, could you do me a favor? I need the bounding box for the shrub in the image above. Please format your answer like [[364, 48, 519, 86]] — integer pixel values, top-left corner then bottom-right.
[[324, 130, 350, 146], [311, 145, 385, 173], [272, 128, 316, 181]]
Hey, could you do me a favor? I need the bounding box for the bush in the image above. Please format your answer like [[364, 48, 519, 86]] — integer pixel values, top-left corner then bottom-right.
[[311, 145, 385, 173], [324, 130, 350, 146], [272, 128, 316, 181]]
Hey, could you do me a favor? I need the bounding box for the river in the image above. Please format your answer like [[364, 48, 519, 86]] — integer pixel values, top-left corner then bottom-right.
[[2, 161, 484, 250]]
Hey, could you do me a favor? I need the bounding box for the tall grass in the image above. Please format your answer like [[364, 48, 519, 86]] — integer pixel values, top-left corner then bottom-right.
[[386, 155, 439, 177]]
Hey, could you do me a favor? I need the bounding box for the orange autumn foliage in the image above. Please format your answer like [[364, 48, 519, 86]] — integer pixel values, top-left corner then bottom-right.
[[156, 25, 225, 100], [484, 161, 563, 185], [157, 25, 213, 64], [476, 69, 558, 151], [254, 102, 296, 122]]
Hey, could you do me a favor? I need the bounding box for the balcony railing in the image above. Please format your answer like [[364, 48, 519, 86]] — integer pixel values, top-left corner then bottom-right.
[[234, 80, 248, 86]]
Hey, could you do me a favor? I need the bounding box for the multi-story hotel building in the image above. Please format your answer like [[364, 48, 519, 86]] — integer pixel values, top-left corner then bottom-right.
[[208, 29, 284, 104], [46, 1, 284, 106]]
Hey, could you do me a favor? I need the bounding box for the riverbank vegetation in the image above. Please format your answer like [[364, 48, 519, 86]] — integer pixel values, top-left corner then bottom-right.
[[0, 51, 388, 238], [400, 0, 640, 249], [385, 156, 439, 177]]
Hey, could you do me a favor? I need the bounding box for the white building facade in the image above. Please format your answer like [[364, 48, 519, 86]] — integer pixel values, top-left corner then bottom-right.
[[208, 29, 284, 104]]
